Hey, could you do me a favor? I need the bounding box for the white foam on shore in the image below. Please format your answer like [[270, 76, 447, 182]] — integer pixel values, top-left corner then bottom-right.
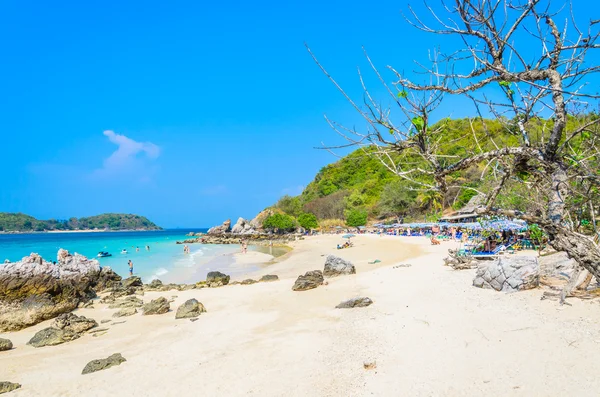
[[148, 267, 169, 281]]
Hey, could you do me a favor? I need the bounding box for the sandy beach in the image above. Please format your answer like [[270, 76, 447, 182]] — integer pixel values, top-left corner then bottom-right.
[[2, 234, 600, 396]]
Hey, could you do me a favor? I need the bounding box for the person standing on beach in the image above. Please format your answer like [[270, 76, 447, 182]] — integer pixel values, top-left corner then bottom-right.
[[128, 260, 134, 276]]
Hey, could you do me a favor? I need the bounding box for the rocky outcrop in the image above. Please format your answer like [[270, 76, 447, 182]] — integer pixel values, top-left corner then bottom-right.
[[336, 297, 373, 308], [113, 307, 137, 318], [27, 313, 97, 347], [82, 353, 126, 375], [108, 296, 143, 309], [292, 270, 324, 291], [121, 276, 143, 288], [249, 209, 274, 230], [0, 250, 121, 332], [323, 255, 356, 277], [241, 279, 257, 285], [0, 338, 12, 351], [259, 274, 279, 282], [142, 297, 170, 315], [206, 271, 230, 287], [231, 217, 257, 234], [147, 279, 163, 290], [473, 256, 539, 292], [177, 234, 293, 246], [0, 382, 21, 394], [175, 299, 206, 319], [207, 219, 232, 235]]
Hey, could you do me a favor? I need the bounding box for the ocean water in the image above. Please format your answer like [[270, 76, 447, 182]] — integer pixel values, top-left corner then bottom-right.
[[0, 229, 246, 283]]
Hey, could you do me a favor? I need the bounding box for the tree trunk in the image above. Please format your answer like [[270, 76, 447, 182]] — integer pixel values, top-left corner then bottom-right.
[[548, 227, 600, 280]]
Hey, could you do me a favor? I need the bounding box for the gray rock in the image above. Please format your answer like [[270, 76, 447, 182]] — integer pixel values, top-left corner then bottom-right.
[[206, 271, 230, 287], [259, 274, 279, 282], [241, 279, 257, 285], [175, 298, 206, 319], [27, 327, 77, 347], [0, 250, 120, 332], [473, 256, 539, 292], [142, 297, 170, 315], [323, 255, 356, 277], [148, 279, 163, 289], [53, 313, 97, 334], [121, 276, 143, 288], [108, 296, 143, 309], [113, 307, 137, 318], [82, 353, 126, 375], [0, 382, 21, 394], [292, 270, 324, 291], [0, 338, 13, 351], [336, 297, 373, 309], [207, 219, 232, 235]]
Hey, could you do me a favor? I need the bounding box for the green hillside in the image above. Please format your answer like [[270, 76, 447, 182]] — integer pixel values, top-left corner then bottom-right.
[[271, 117, 528, 226], [0, 213, 161, 232]]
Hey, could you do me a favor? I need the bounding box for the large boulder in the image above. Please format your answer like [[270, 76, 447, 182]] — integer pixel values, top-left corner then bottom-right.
[[0, 337, 12, 351], [121, 276, 143, 288], [323, 255, 356, 277], [336, 297, 373, 309], [292, 270, 324, 291], [142, 297, 170, 315], [206, 271, 230, 287], [147, 279, 163, 290], [0, 382, 21, 394], [175, 298, 206, 319], [108, 296, 143, 309], [473, 256, 539, 292], [82, 353, 126, 375], [207, 219, 232, 235], [231, 217, 256, 234], [249, 209, 274, 230], [113, 307, 137, 318], [27, 313, 97, 348], [0, 250, 121, 332]]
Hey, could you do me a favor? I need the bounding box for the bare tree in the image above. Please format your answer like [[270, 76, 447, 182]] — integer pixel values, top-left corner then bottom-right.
[[309, 0, 600, 279]]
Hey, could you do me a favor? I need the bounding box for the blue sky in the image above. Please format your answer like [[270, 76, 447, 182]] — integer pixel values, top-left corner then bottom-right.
[[1, 0, 597, 227]]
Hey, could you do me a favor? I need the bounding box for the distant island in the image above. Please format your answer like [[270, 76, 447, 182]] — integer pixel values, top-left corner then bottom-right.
[[0, 212, 162, 232]]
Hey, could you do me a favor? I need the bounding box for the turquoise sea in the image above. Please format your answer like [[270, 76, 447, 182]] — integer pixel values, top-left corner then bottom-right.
[[0, 229, 247, 283]]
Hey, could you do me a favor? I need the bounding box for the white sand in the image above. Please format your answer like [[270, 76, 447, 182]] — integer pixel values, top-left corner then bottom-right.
[[2, 235, 600, 396]]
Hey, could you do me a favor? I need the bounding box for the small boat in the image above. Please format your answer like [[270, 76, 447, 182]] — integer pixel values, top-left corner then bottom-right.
[[120, 249, 128, 254], [97, 251, 112, 258]]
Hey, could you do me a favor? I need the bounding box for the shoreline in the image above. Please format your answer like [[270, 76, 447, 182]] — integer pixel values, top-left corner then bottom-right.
[[0, 229, 166, 235], [2, 234, 600, 396]]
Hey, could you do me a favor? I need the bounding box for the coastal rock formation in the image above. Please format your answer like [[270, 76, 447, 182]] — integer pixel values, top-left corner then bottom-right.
[[142, 297, 170, 315], [249, 209, 274, 230], [259, 274, 279, 282], [336, 297, 373, 309], [0, 337, 12, 351], [241, 279, 257, 285], [113, 307, 137, 318], [292, 270, 324, 291], [108, 296, 143, 309], [323, 255, 356, 277], [121, 276, 143, 288], [231, 217, 257, 234], [0, 382, 21, 394], [82, 353, 126, 375], [175, 298, 206, 319], [27, 313, 97, 347], [147, 279, 163, 290], [0, 250, 121, 332], [207, 219, 232, 235], [206, 271, 230, 287], [473, 256, 539, 292]]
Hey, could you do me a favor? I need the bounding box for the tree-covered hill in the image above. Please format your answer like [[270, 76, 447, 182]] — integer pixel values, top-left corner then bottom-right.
[[270, 117, 542, 226], [0, 213, 161, 232]]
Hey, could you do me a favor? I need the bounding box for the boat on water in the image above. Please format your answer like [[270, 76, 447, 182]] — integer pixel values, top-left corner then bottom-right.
[[97, 251, 112, 258]]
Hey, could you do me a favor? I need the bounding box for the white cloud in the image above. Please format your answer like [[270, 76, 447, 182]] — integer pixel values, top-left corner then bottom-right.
[[91, 130, 161, 182]]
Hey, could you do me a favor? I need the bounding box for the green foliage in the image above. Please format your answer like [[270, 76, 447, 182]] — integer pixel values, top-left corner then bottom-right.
[[262, 213, 297, 233], [346, 209, 368, 227], [0, 212, 160, 232], [297, 213, 318, 230], [378, 180, 417, 217], [528, 224, 545, 247], [275, 195, 303, 217]]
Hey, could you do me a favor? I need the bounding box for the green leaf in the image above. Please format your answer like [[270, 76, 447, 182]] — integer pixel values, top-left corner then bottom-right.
[[498, 81, 511, 87], [397, 90, 408, 99], [412, 116, 425, 131]]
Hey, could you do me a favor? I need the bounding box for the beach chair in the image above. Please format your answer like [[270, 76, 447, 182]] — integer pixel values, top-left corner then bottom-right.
[[469, 245, 506, 258]]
